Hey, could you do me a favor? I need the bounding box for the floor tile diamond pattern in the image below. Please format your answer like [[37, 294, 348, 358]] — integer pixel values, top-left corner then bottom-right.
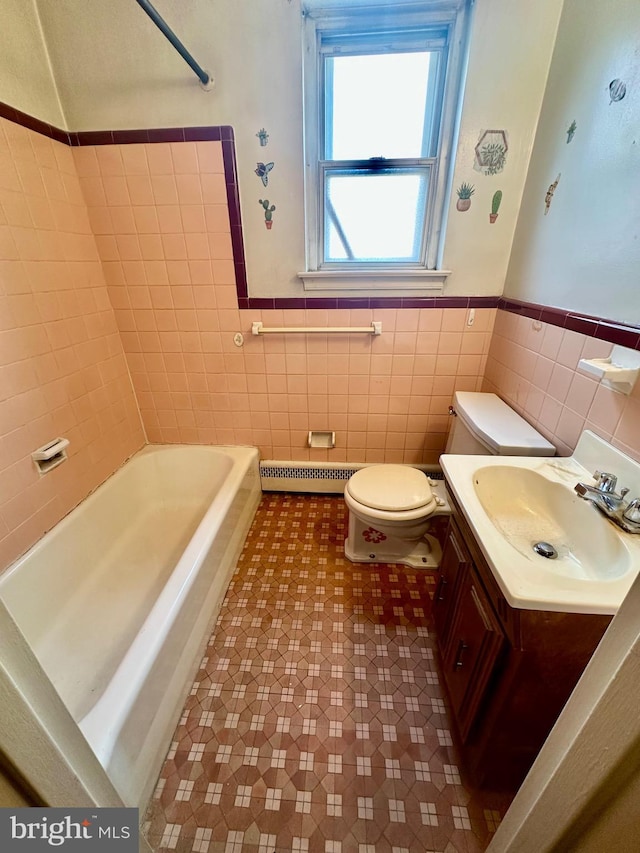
[[144, 494, 512, 852]]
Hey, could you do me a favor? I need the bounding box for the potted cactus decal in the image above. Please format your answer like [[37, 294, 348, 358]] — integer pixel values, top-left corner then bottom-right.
[[456, 182, 475, 211], [489, 190, 502, 223], [256, 128, 269, 147], [259, 198, 276, 229]]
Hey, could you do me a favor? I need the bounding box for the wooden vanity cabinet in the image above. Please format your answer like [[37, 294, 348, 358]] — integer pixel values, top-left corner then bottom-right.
[[435, 489, 612, 791]]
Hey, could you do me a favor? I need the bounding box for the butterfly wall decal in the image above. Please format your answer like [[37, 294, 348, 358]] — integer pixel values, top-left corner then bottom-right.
[[255, 161, 274, 187]]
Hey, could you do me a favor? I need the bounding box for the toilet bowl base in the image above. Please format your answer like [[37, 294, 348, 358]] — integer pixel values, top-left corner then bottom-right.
[[344, 522, 442, 569]]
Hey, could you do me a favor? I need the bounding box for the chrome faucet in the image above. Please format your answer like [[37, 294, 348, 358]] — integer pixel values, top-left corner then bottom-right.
[[592, 471, 619, 493], [574, 470, 640, 534]]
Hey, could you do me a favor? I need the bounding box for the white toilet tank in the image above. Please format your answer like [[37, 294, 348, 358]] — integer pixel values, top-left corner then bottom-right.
[[444, 391, 555, 456]]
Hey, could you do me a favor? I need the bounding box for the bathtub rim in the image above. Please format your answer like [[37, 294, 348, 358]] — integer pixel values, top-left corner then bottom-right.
[[0, 443, 262, 810], [77, 443, 260, 765], [0, 443, 258, 585]]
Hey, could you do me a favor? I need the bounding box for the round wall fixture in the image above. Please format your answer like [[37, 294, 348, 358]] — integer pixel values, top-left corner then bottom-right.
[[609, 78, 627, 103]]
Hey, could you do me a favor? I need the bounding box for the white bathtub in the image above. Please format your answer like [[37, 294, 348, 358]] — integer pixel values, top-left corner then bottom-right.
[[0, 444, 261, 809]]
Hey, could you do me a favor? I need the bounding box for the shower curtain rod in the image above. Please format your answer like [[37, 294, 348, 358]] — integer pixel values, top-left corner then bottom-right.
[[134, 0, 212, 89]]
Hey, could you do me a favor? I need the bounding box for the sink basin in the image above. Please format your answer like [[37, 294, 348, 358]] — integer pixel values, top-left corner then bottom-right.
[[441, 431, 640, 614], [473, 466, 631, 581]]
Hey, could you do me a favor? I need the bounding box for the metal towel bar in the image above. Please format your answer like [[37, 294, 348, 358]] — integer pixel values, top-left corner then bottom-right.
[[251, 321, 381, 336]]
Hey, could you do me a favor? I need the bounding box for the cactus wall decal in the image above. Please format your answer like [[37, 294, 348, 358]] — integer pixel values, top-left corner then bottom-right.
[[256, 128, 269, 147], [489, 190, 502, 223], [259, 198, 276, 229]]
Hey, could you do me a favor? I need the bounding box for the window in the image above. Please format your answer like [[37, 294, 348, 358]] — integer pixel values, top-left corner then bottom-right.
[[301, 2, 470, 291]]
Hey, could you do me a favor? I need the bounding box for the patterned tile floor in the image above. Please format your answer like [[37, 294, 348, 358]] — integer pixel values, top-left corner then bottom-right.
[[144, 494, 513, 852]]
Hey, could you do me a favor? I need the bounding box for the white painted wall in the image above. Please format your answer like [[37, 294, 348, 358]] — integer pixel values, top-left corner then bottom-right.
[[504, 0, 640, 325], [27, 0, 562, 300], [0, 0, 65, 128], [442, 0, 563, 296]]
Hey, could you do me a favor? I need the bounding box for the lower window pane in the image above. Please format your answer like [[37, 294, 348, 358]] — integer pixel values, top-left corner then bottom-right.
[[324, 169, 429, 263]]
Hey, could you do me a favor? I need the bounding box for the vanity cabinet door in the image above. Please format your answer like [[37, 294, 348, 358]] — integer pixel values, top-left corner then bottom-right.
[[442, 565, 505, 742], [433, 519, 471, 651]]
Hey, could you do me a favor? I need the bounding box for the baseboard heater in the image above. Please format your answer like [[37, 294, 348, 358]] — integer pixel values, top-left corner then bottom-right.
[[259, 461, 444, 494]]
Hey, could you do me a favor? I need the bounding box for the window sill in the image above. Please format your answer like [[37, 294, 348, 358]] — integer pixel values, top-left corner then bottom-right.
[[298, 269, 450, 294]]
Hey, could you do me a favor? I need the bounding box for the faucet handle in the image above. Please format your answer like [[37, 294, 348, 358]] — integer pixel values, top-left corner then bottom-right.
[[593, 471, 617, 492], [623, 498, 640, 524]]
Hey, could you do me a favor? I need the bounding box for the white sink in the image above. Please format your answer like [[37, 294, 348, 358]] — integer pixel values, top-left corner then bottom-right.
[[441, 431, 640, 614], [473, 466, 631, 582]]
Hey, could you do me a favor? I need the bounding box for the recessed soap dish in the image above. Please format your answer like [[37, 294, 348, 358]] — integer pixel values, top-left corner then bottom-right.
[[578, 345, 640, 395]]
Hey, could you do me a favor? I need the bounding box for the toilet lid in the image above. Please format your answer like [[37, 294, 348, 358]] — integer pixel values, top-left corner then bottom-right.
[[347, 465, 436, 512]]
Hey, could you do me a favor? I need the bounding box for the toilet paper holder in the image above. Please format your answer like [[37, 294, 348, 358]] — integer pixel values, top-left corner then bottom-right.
[[308, 431, 335, 449]]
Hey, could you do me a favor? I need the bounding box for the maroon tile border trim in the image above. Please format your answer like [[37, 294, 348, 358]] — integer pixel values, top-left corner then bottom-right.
[[0, 101, 72, 145], [221, 133, 248, 298], [0, 102, 249, 298], [2, 101, 637, 332], [498, 297, 640, 352], [0, 101, 506, 312], [68, 125, 225, 147], [238, 295, 500, 310]]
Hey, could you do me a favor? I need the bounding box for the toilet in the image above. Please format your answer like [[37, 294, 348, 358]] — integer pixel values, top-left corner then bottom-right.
[[344, 391, 555, 569], [344, 465, 449, 569]]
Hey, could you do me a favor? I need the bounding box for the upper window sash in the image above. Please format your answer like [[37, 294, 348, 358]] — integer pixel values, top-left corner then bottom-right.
[[321, 40, 446, 163]]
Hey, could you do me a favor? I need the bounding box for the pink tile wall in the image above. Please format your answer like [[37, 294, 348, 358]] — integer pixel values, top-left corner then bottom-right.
[[77, 139, 495, 465], [484, 309, 640, 461], [0, 118, 145, 571]]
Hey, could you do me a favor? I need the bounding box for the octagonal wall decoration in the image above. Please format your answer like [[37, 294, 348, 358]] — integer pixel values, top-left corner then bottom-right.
[[474, 129, 509, 176]]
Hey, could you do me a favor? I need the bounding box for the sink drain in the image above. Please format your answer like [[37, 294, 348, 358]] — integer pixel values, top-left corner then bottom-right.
[[533, 541, 558, 559]]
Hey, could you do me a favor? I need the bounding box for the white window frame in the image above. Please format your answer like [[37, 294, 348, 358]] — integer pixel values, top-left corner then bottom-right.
[[300, 1, 471, 293]]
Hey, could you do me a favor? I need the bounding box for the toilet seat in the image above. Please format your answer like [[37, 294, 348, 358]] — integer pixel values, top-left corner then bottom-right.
[[345, 465, 437, 514]]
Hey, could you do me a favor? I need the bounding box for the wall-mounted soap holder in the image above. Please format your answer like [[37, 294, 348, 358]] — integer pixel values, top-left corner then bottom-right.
[[32, 437, 69, 474], [578, 345, 640, 395]]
